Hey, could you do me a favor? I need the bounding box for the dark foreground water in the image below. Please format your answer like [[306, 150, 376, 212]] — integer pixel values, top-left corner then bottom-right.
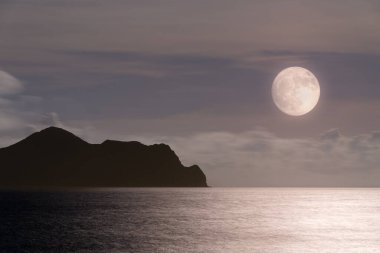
[[1, 188, 380, 253]]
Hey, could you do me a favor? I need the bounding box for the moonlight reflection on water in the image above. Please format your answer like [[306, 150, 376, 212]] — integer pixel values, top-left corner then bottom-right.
[[1, 188, 379, 252]]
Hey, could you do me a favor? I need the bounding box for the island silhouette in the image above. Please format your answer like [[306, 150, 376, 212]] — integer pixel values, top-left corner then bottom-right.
[[0, 127, 207, 187]]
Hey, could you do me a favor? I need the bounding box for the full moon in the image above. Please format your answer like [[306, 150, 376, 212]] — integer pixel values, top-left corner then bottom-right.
[[272, 67, 320, 116]]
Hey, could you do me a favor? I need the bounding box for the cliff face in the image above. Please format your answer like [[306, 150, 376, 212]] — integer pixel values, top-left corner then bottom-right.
[[0, 127, 207, 187]]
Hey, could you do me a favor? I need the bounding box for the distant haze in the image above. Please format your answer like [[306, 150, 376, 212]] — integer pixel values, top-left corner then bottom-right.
[[1, 0, 380, 186]]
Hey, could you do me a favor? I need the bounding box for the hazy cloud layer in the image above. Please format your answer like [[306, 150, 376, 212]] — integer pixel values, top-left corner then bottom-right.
[[2, 0, 380, 55], [130, 128, 380, 187]]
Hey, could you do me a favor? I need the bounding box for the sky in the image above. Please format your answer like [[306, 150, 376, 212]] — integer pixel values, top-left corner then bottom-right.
[[1, 0, 380, 186]]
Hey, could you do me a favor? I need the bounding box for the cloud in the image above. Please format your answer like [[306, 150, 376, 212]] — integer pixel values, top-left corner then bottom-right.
[[320, 128, 341, 141], [0, 70, 26, 128], [0, 70, 79, 147], [0, 71, 31, 145], [0, 70, 23, 94], [127, 128, 380, 187], [56, 50, 238, 79], [2, 0, 380, 57]]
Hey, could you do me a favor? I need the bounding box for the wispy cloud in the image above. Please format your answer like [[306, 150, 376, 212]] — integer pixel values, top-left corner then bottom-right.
[[0, 70, 23, 94], [0, 70, 79, 146], [57, 50, 238, 78]]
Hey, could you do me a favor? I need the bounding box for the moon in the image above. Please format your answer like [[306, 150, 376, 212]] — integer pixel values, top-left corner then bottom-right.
[[272, 67, 320, 116]]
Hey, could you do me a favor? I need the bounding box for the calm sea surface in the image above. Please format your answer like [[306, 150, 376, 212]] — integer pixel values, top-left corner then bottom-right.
[[1, 188, 380, 252]]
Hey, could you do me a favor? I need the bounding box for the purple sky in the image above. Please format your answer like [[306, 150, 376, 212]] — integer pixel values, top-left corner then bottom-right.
[[1, 0, 380, 186]]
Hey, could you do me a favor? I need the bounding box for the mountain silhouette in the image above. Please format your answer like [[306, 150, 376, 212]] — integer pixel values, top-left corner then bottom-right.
[[0, 127, 207, 187]]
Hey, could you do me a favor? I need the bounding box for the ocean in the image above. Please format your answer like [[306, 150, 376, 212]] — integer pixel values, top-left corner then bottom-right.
[[1, 188, 380, 252]]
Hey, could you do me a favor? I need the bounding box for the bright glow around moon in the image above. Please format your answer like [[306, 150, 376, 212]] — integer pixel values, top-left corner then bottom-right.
[[272, 67, 320, 116]]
